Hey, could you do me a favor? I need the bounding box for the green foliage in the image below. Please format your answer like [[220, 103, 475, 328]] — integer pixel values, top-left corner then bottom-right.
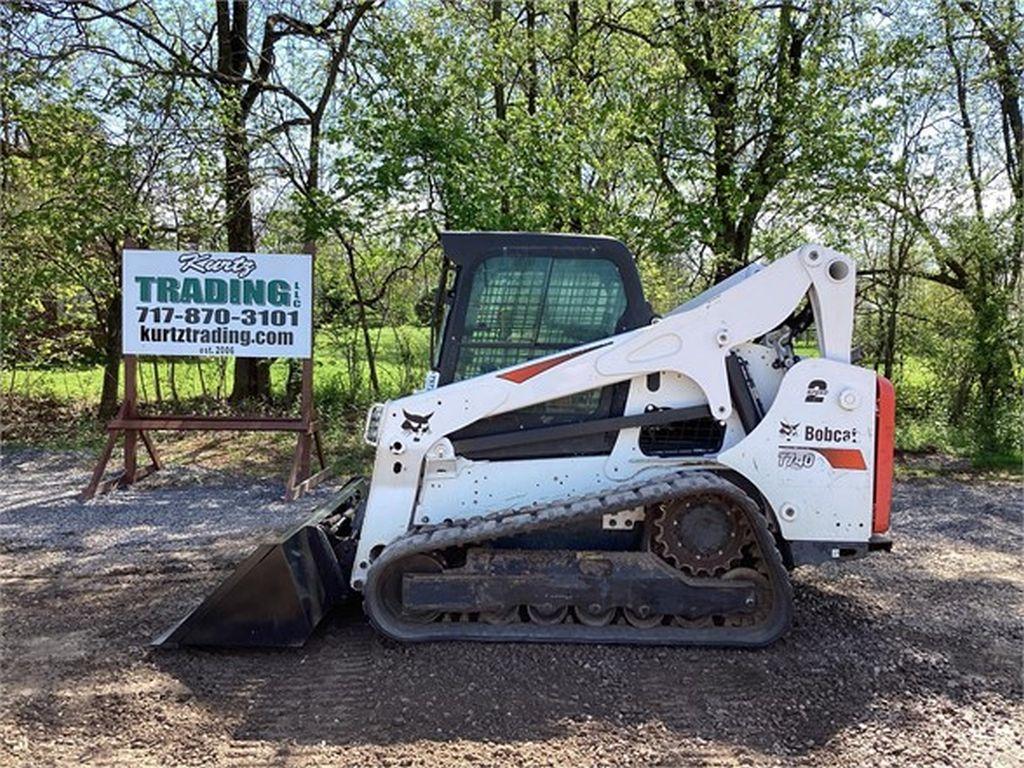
[[2, 0, 1021, 463], [6, 327, 430, 413], [1, 98, 146, 366], [939, 219, 1022, 454]]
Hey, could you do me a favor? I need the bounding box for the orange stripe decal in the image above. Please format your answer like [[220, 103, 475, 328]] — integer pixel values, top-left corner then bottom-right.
[[497, 342, 611, 384], [811, 447, 867, 470]]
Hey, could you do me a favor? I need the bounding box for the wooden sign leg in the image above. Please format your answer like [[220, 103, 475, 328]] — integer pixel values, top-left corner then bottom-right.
[[285, 433, 305, 501], [140, 430, 163, 470], [122, 355, 139, 485], [82, 427, 119, 500], [313, 428, 326, 470], [82, 356, 162, 499], [286, 429, 331, 501], [285, 358, 331, 500], [118, 427, 159, 489], [124, 427, 138, 484]]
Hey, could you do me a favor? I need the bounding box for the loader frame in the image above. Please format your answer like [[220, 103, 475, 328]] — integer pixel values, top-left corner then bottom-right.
[[351, 240, 858, 589]]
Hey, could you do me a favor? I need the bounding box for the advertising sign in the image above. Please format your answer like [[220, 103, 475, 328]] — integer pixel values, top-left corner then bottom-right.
[[122, 250, 312, 358]]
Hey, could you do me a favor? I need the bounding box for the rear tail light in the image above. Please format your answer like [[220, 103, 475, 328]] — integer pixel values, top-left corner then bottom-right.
[[873, 376, 896, 533]]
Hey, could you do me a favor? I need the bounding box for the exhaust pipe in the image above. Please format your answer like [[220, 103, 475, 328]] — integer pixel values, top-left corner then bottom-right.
[[153, 477, 367, 649]]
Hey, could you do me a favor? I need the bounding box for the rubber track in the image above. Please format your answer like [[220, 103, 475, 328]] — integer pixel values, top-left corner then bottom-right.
[[363, 470, 792, 647]]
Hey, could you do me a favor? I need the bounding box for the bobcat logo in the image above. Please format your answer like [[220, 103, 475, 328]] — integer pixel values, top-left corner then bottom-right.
[[779, 421, 800, 440], [401, 410, 434, 440]]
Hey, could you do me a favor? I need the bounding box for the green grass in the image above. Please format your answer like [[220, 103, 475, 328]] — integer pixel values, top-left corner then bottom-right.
[[2, 325, 432, 473], [5, 326, 1019, 474], [970, 451, 1023, 473], [4, 324, 432, 408], [793, 341, 818, 358], [4, 366, 107, 402]]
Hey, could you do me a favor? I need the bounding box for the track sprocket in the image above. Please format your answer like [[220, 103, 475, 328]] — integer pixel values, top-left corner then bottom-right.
[[649, 494, 749, 576]]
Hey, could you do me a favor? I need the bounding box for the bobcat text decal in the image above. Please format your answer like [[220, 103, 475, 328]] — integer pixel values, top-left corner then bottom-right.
[[804, 424, 858, 443], [777, 420, 866, 470]]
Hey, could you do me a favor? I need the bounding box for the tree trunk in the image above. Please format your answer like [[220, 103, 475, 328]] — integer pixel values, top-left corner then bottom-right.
[[284, 236, 313, 405], [169, 360, 179, 404], [708, 52, 741, 281], [491, 0, 510, 220], [525, 0, 537, 116], [224, 116, 269, 401], [344, 241, 380, 396], [286, 144, 322, 406], [880, 214, 911, 380], [217, 1, 270, 403], [151, 360, 162, 404], [98, 294, 121, 419], [968, 274, 1014, 452]]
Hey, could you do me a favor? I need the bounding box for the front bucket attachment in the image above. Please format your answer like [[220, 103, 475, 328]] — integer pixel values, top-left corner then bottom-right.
[[153, 477, 367, 649]]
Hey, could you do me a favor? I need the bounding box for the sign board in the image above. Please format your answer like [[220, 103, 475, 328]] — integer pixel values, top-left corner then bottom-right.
[[122, 250, 312, 358]]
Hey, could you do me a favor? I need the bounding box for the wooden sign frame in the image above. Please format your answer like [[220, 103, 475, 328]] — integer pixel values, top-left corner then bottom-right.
[[83, 355, 327, 500], [83, 247, 327, 501]]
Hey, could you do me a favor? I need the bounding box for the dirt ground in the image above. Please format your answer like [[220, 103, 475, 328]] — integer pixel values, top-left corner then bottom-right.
[[0, 449, 1021, 767]]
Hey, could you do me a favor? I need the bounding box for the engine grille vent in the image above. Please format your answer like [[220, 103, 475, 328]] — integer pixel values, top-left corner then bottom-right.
[[638, 415, 726, 457]]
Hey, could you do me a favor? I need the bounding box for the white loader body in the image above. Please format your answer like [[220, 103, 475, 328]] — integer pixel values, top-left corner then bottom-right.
[[157, 234, 894, 649], [353, 242, 892, 589]]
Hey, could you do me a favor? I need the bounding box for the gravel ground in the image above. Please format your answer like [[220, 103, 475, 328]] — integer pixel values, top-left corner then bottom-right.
[[0, 449, 1021, 767]]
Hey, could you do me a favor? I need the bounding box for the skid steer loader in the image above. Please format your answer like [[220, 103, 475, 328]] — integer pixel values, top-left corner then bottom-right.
[[154, 232, 895, 649]]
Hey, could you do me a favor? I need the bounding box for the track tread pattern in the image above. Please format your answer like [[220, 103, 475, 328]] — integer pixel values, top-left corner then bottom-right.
[[363, 470, 792, 647]]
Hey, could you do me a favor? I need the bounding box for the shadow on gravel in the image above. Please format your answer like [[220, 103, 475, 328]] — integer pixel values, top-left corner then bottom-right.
[[140, 567, 1021, 758]]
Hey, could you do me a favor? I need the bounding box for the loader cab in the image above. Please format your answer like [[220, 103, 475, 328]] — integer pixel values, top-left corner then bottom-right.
[[435, 232, 654, 459]]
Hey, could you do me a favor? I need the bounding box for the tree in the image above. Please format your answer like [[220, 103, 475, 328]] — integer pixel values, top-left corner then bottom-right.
[[865, 0, 1022, 453], [262, 1, 376, 402], [0, 100, 149, 416], [605, 1, 904, 281], [24, 0, 375, 401], [213, 1, 377, 401]]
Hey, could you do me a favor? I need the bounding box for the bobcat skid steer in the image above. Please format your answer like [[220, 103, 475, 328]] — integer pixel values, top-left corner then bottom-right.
[[154, 232, 895, 649]]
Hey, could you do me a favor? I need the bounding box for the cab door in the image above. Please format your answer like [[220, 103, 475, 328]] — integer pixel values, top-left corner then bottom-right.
[[436, 232, 653, 459]]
